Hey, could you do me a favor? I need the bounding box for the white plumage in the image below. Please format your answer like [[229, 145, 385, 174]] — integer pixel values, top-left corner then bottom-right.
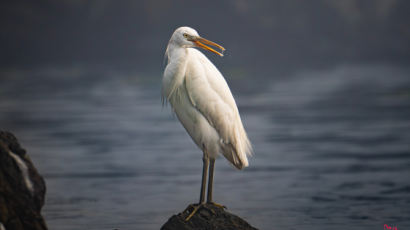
[[162, 26, 252, 211]]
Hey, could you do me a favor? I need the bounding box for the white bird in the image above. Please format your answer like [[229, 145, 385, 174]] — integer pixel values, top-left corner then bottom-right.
[[162, 26, 252, 219]]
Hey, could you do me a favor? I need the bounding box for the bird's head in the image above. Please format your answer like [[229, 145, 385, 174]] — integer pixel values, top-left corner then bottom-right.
[[170, 26, 225, 56]]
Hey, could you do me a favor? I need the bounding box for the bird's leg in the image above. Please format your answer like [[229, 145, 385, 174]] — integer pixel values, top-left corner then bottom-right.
[[199, 155, 209, 204], [206, 158, 226, 209], [185, 154, 209, 221], [206, 157, 215, 202]]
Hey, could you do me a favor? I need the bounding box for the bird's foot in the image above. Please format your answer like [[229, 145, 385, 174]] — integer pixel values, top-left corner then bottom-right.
[[207, 201, 226, 209], [185, 203, 205, 221]]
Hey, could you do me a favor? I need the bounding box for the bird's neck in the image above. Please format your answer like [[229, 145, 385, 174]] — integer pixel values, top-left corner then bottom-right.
[[163, 43, 190, 102], [166, 43, 189, 64]]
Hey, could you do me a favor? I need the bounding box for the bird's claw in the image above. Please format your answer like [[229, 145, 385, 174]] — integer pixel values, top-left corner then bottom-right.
[[207, 201, 226, 209], [185, 203, 205, 221], [184, 202, 227, 221]]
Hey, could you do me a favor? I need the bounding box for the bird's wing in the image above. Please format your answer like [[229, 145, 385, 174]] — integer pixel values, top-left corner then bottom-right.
[[185, 50, 236, 140], [184, 49, 251, 168]]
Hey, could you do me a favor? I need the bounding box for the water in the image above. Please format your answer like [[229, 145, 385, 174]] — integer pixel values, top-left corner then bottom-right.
[[1, 65, 409, 230]]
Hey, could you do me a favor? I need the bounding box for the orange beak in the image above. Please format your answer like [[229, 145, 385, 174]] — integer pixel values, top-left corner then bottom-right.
[[190, 36, 225, 57]]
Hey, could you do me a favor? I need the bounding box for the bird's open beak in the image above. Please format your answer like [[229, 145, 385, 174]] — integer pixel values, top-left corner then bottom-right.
[[190, 36, 225, 57]]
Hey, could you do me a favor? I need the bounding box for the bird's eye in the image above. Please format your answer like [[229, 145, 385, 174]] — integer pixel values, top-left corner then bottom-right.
[[183, 33, 188, 38]]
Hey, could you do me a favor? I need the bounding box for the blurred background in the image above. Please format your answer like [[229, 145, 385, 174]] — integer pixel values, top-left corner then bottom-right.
[[1, 1, 409, 229]]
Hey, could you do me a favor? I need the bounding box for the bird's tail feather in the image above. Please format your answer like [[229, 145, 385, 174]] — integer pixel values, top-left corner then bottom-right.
[[221, 125, 252, 170]]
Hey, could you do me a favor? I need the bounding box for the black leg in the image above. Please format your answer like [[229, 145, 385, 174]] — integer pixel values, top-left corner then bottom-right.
[[199, 154, 209, 204], [207, 158, 215, 203]]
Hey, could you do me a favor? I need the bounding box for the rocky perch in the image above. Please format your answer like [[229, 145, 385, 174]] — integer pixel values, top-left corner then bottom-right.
[[161, 203, 258, 230], [0, 131, 47, 230]]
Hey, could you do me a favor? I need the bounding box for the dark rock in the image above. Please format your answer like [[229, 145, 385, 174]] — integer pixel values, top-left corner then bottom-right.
[[0, 131, 47, 230], [161, 203, 258, 230]]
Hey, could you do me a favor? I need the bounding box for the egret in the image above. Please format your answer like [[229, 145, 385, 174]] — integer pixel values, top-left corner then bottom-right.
[[162, 27, 252, 220]]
